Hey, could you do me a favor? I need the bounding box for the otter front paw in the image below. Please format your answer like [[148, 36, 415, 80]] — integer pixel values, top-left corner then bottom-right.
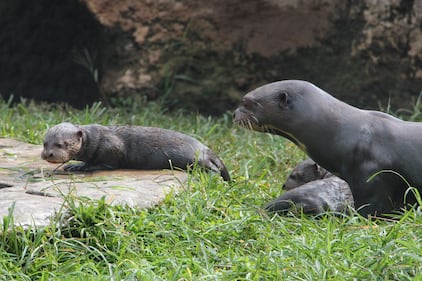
[[63, 162, 89, 171], [64, 163, 115, 172]]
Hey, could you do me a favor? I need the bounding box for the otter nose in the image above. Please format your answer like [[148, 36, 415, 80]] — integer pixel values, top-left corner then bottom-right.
[[41, 150, 52, 160]]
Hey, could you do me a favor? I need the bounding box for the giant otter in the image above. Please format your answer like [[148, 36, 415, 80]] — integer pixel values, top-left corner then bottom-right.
[[266, 158, 353, 215], [41, 122, 230, 181], [233, 80, 421, 216], [265, 177, 353, 215], [283, 158, 333, 191]]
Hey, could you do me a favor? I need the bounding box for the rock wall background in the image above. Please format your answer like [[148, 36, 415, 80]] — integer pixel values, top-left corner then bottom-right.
[[0, 0, 104, 107], [0, 0, 421, 115]]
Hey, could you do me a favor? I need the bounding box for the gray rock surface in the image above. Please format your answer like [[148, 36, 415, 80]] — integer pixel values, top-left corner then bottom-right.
[[0, 138, 187, 228]]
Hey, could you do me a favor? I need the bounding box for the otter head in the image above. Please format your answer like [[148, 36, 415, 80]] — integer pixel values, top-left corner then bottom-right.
[[41, 122, 83, 164], [283, 159, 331, 191], [233, 80, 312, 148]]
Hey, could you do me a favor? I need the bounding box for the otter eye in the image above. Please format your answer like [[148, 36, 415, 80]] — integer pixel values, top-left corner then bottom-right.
[[279, 92, 291, 108], [55, 143, 63, 149], [241, 98, 255, 108], [43, 142, 47, 148]]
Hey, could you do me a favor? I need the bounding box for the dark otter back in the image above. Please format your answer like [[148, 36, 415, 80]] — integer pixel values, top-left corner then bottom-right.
[[110, 126, 231, 181]]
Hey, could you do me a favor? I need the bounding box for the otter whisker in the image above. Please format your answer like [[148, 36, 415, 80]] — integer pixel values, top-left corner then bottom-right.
[[250, 115, 259, 125], [53, 162, 66, 173], [245, 119, 250, 129], [235, 118, 249, 129], [247, 119, 254, 130], [234, 114, 264, 132]]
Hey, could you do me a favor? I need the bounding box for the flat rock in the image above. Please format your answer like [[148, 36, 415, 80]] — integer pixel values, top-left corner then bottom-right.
[[0, 138, 188, 228]]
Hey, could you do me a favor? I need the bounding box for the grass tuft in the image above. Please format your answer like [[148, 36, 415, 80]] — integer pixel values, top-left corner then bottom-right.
[[0, 97, 422, 279]]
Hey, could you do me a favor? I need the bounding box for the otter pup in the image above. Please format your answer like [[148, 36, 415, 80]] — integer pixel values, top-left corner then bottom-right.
[[283, 158, 333, 191], [41, 122, 230, 181], [265, 159, 354, 215], [266, 177, 353, 215], [233, 80, 422, 216]]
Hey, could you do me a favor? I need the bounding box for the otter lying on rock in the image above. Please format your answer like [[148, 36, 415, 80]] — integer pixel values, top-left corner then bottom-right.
[[233, 80, 422, 216], [41, 122, 230, 181], [266, 158, 354, 215]]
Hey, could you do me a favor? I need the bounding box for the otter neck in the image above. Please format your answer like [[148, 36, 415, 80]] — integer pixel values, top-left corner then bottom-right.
[[74, 126, 102, 162], [288, 95, 360, 175]]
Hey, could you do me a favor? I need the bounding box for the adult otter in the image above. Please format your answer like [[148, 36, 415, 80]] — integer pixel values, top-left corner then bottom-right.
[[233, 80, 421, 216], [266, 158, 353, 215], [41, 122, 230, 181]]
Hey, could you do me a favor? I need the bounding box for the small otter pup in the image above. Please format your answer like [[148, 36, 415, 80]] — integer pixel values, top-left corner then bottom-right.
[[41, 122, 230, 181], [283, 158, 333, 191], [266, 159, 354, 215], [265, 177, 353, 215]]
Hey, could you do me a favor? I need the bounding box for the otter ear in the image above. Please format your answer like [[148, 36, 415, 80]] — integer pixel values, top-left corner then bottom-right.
[[279, 92, 289, 109], [76, 130, 83, 140]]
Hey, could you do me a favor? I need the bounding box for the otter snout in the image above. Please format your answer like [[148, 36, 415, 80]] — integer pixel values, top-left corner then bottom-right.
[[41, 147, 50, 160], [41, 141, 71, 164], [232, 109, 247, 127], [41, 150, 49, 160], [232, 107, 251, 124], [41, 149, 61, 163], [232, 108, 242, 121]]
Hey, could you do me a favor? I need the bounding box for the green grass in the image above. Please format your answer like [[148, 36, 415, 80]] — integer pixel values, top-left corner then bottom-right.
[[1, 98, 422, 280]]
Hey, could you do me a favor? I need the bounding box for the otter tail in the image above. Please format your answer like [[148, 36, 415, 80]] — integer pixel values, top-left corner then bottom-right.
[[214, 156, 231, 182], [200, 150, 231, 182]]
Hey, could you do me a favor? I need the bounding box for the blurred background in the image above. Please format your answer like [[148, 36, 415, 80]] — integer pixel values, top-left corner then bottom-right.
[[0, 0, 421, 115]]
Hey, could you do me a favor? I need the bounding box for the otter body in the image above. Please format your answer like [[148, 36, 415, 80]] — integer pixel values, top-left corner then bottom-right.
[[266, 177, 353, 215], [233, 80, 422, 216], [266, 158, 353, 215], [42, 123, 230, 181]]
